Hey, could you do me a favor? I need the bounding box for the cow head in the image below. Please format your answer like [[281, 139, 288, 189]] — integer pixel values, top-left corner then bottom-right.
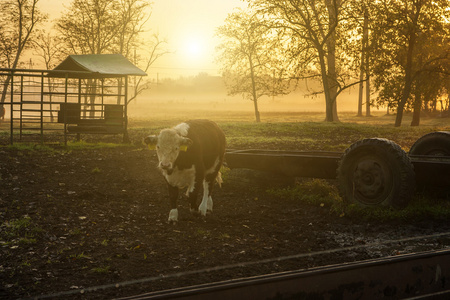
[[144, 129, 193, 174]]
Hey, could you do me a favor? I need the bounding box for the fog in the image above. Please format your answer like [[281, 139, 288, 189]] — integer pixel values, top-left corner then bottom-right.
[[127, 75, 377, 122]]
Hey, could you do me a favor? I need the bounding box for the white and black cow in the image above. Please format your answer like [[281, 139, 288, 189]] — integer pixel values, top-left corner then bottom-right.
[[144, 119, 226, 223]]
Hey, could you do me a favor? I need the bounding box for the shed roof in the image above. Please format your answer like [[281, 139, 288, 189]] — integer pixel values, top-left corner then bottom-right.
[[51, 54, 147, 78]]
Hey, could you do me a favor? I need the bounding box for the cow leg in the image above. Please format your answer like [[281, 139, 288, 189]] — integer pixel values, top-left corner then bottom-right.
[[203, 170, 219, 214], [188, 181, 201, 214], [198, 180, 209, 217], [167, 184, 179, 223], [206, 179, 214, 213], [199, 176, 216, 216]]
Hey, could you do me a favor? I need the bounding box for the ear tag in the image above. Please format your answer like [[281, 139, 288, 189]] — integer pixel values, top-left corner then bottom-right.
[[179, 145, 188, 152], [148, 144, 156, 150]]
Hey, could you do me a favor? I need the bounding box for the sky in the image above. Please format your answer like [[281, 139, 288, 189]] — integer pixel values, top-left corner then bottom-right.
[[40, 0, 247, 79]]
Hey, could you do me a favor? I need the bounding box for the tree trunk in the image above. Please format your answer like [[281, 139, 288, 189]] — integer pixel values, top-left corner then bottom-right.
[[365, 72, 371, 116], [332, 96, 339, 121], [411, 91, 421, 126], [319, 53, 333, 122], [363, 8, 371, 117], [1, 0, 39, 105], [1, 76, 12, 105], [249, 56, 261, 123], [395, 97, 406, 127], [1, 42, 24, 105], [253, 99, 260, 123], [395, 66, 415, 127], [325, 0, 339, 122], [395, 2, 421, 127], [357, 70, 364, 116], [357, 7, 369, 117]]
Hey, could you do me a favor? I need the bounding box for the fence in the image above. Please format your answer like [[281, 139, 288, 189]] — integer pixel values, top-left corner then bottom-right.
[[0, 68, 129, 145]]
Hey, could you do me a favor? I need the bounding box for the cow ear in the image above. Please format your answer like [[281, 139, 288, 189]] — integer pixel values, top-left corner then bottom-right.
[[179, 137, 193, 152], [144, 135, 158, 150]]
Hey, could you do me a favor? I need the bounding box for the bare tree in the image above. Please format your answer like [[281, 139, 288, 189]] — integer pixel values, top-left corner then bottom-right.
[[127, 35, 169, 104], [56, 0, 167, 106], [250, 0, 353, 122], [356, 5, 370, 117], [33, 30, 65, 120], [115, 0, 151, 57], [114, 0, 162, 104], [0, 0, 47, 105], [216, 9, 291, 122], [57, 0, 120, 117], [56, 0, 118, 55], [33, 31, 64, 70]]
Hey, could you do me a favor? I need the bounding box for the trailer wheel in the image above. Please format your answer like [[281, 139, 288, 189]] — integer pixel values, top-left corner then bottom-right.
[[337, 138, 415, 208], [409, 131, 450, 156]]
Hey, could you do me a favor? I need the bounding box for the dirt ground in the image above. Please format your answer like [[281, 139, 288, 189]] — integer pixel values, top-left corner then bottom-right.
[[1, 142, 450, 299]]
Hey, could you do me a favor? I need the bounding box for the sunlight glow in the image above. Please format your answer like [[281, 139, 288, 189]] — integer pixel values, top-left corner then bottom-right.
[[145, 0, 247, 76], [183, 37, 205, 59]]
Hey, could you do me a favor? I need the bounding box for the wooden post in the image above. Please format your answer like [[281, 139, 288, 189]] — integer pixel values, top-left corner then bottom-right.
[[123, 75, 129, 143], [40, 72, 44, 143], [19, 75, 23, 140], [64, 74, 69, 146], [9, 71, 14, 145]]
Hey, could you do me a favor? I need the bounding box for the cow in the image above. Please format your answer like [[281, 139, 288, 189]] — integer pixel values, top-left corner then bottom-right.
[[144, 119, 226, 223]]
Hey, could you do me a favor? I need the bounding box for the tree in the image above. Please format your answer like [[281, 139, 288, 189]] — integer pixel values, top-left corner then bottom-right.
[[127, 34, 169, 104], [114, 0, 153, 104], [56, 0, 118, 55], [353, 3, 371, 117], [216, 9, 291, 122], [56, 0, 167, 106], [0, 0, 47, 105], [115, 0, 151, 58], [56, 0, 114, 116], [250, 0, 365, 122], [33, 31, 64, 70], [410, 29, 449, 126], [33, 30, 65, 121], [410, 69, 441, 125], [371, 0, 450, 126]]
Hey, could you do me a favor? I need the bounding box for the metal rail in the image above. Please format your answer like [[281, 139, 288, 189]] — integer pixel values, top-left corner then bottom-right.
[[118, 249, 450, 300], [225, 150, 450, 187], [225, 150, 342, 179], [409, 155, 450, 187], [30, 232, 450, 299]]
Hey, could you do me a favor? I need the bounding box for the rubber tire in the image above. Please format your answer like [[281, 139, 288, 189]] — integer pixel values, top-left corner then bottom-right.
[[409, 131, 450, 156], [337, 138, 415, 209]]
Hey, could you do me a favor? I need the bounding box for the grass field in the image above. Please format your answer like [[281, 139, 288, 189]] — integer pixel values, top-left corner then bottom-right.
[[127, 99, 449, 152], [125, 102, 450, 221]]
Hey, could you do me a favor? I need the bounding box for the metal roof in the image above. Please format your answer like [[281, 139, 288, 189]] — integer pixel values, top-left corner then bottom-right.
[[51, 54, 147, 78]]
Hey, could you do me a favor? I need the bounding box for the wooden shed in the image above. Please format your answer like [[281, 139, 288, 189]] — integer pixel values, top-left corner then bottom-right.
[[0, 54, 146, 145]]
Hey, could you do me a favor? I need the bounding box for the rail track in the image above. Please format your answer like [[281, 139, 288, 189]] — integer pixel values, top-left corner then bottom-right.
[[32, 232, 450, 299], [118, 248, 450, 300]]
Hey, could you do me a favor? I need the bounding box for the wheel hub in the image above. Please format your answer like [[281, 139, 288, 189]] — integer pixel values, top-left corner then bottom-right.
[[353, 160, 390, 204]]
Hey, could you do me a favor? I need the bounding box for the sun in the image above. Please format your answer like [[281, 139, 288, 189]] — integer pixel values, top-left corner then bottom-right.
[[186, 41, 202, 56], [182, 37, 205, 60], [172, 31, 216, 71]]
